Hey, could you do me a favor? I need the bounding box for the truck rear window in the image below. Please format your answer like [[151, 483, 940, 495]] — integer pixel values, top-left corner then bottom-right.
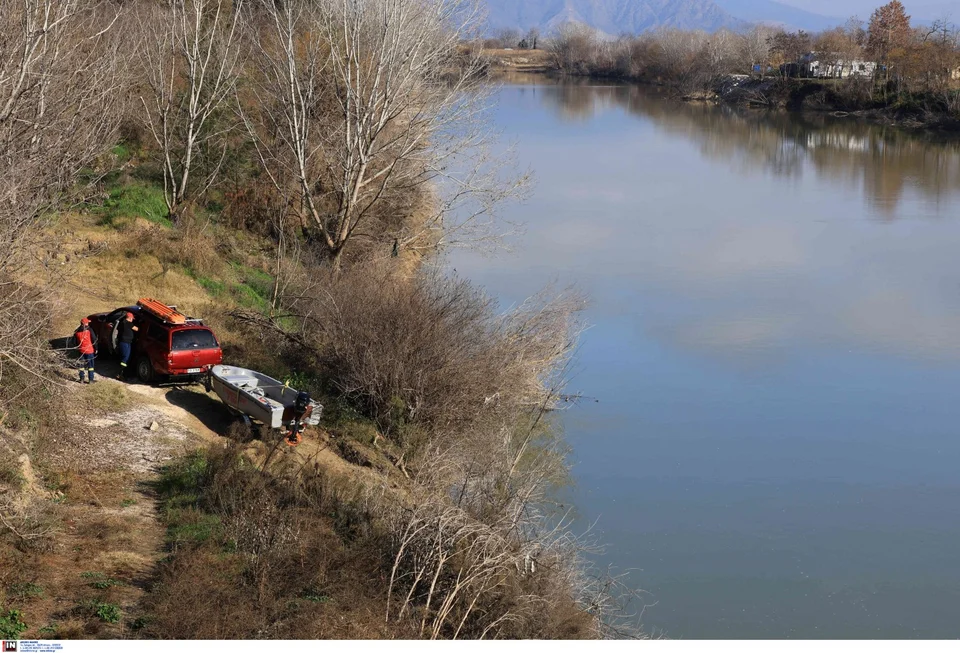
[[171, 329, 219, 351]]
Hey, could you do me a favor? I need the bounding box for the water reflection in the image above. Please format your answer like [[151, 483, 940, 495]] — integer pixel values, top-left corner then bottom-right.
[[504, 75, 960, 220]]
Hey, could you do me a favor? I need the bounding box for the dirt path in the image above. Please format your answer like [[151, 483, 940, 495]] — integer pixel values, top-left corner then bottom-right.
[[6, 332, 406, 639], [6, 372, 235, 638]]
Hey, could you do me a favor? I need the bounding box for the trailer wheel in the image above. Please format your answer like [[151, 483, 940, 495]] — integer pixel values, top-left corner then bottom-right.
[[227, 414, 255, 442]]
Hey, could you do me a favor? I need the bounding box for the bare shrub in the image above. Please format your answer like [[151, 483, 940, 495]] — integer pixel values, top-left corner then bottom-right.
[[0, 280, 59, 417], [145, 438, 618, 639], [118, 211, 225, 281], [380, 494, 601, 639], [549, 23, 599, 74], [144, 445, 402, 639], [271, 263, 584, 443], [0, 494, 61, 553]]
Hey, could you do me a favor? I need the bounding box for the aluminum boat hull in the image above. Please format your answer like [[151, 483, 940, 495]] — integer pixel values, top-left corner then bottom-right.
[[209, 364, 322, 429]]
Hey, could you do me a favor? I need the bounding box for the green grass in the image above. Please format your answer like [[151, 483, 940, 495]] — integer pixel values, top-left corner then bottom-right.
[[0, 609, 28, 639], [95, 183, 171, 228], [111, 143, 132, 161], [130, 616, 151, 630], [302, 589, 333, 604], [230, 282, 270, 311], [184, 261, 274, 313], [232, 263, 274, 296], [167, 511, 221, 546], [182, 266, 227, 297], [230, 263, 275, 312], [75, 599, 123, 624], [193, 273, 226, 297], [199, 277, 226, 296], [157, 452, 209, 508], [81, 571, 124, 590], [156, 452, 223, 546], [94, 602, 122, 624]]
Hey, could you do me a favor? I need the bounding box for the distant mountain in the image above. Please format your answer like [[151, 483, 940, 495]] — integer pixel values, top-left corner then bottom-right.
[[713, 0, 843, 31], [483, 0, 742, 36], [482, 0, 842, 35]]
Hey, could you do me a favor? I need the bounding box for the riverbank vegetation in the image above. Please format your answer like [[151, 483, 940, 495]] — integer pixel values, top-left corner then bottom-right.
[[0, 0, 633, 639], [545, 1, 960, 126]]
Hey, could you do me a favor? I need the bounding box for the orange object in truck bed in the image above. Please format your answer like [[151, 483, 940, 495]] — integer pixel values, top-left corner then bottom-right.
[[137, 297, 186, 324]]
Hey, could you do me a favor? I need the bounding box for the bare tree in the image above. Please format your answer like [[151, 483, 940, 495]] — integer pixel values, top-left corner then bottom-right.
[[548, 22, 599, 73], [138, 0, 246, 222], [868, 0, 912, 87], [767, 29, 812, 77], [243, 0, 525, 269], [525, 27, 540, 50], [737, 25, 777, 74], [0, 0, 122, 398], [493, 27, 521, 49]]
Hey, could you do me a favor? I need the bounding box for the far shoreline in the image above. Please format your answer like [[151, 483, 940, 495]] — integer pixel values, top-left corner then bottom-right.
[[484, 51, 960, 135]]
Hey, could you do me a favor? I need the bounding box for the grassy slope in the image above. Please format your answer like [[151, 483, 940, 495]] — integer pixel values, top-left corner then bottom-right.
[[1, 170, 410, 639]]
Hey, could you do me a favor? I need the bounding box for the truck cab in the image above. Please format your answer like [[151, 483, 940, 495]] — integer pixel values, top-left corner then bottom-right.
[[87, 299, 223, 384], [135, 317, 223, 384]]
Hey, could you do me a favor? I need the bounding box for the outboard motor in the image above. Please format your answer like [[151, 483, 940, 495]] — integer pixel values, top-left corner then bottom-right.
[[294, 391, 312, 418]]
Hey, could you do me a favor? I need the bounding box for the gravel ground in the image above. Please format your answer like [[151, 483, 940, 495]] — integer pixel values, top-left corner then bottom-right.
[[46, 405, 194, 474]]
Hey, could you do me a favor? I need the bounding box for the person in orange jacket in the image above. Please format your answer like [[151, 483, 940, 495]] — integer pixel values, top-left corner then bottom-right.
[[74, 317, 98, 384]]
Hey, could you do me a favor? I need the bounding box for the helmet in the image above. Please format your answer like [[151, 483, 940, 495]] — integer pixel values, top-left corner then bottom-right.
[[125, 311, 134, 320], [80, 317, 90, 325]]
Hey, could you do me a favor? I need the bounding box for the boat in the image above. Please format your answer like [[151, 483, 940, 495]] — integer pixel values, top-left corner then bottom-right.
[[207, 365, 322, 443]]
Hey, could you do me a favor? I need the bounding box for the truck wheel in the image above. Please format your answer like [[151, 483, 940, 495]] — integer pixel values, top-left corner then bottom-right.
[[136, 358, 154, 384]]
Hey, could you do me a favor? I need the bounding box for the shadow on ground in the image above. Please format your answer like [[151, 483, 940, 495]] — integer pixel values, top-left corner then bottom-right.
[[50, 335, 126, 381], [164, 388, 235, 436]]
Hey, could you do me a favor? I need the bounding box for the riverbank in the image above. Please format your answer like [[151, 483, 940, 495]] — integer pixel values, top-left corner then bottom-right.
[[483, 47, 552, 73], [494, 63, 960, 132], [706, 75, 960, 131]]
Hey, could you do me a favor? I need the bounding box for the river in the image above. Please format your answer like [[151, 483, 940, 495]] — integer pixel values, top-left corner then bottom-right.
[[448, 76, 960, 639]]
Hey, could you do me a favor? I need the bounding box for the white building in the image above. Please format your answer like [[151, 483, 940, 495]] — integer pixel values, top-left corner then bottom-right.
[[799, 52, 877, 79]]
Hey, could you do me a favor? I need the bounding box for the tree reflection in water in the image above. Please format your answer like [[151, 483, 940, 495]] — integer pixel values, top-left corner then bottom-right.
[[502, 73, 960, 220]]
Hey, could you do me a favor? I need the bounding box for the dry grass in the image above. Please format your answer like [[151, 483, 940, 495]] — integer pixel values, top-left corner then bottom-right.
[[83, 384, 132, 413], [41, 214, 219, 338], [483, 47, 552, 72], [139, 444, 411, 639]]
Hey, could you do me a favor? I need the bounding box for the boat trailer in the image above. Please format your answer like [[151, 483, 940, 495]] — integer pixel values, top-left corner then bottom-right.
[[205, 364, 322, 446]]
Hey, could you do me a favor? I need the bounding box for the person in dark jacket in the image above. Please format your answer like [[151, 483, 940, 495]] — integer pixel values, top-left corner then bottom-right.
[[117, 311, 138, 380], [74, 318, 98, 383]]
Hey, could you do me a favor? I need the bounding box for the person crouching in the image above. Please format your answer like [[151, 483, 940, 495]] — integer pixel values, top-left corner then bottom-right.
[[74, 317, 98, 384], [117, 311, 138, 380]]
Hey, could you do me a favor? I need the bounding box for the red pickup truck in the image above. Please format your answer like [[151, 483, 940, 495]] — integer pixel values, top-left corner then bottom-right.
[[86, 301, 223, 384]]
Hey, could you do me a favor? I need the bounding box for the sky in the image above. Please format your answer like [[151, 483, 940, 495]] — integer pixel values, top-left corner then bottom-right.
[[776, 0, 959, 21]]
